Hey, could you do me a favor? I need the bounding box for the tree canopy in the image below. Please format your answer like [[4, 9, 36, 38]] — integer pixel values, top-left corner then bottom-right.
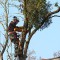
[[23, 0, 52, 30]]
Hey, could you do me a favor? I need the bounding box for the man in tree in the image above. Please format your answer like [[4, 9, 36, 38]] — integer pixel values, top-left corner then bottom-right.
[[8, 16, 19, 43], [8, 16, 24, 57]]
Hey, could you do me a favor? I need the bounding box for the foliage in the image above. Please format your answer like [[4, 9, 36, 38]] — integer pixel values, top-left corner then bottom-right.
[[55, 2, 59, 7], [23, 0, 52, 30]]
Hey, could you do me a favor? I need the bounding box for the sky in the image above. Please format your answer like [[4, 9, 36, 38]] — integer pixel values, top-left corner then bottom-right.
[[0, 0, 60, 60]]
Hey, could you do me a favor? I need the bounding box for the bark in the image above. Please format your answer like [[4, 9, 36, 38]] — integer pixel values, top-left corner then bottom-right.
[[18, 56, 26, 60], [0, 52, 3, 60], [15, 55, 26, 60]]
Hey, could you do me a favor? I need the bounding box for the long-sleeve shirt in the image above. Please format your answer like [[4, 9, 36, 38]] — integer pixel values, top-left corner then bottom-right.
[[8, 21, 17, 32]]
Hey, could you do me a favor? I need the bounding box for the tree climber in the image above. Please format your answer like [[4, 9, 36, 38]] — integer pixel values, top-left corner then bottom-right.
[[8, 16, 19, 43], [8, 16, 22, 57]]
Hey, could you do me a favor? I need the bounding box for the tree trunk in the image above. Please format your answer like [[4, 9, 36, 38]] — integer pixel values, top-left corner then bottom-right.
[[15, 55, 26, 60], [14, 41, 27, 60], [19, 56, 26, 60], [0, 53, 3, 60]]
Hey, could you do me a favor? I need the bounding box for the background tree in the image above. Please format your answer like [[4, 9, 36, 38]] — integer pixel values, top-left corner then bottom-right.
[[0, 0, 20, 60], [0, 0, 9, 59]]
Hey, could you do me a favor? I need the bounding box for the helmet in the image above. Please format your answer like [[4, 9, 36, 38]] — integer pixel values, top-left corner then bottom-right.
[[13, 16, 19, 22], [13, 16, 17, 20]]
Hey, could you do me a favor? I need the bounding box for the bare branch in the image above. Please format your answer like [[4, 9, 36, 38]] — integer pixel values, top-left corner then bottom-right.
[[0, 43, 4, 48], [0, 0, 8, 56], [0, 1, 4, 8], [45, 7, 60, 18], [0, 22, 6, 31], [9, 3, 20, 9]]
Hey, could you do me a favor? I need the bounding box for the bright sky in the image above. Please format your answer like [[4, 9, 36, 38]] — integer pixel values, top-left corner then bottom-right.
[[0, 0, 60, 60]]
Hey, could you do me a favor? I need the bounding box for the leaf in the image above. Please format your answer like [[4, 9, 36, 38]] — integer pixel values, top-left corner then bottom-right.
[[55, 2, 58, 7], [23, 0, 52, 30]]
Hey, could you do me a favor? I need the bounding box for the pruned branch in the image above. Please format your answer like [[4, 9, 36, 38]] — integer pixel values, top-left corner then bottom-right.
[[0, 0, 8, 56], [1, 12, 8, 56], [6, 49, 12, 60], [5, 0, 8, 5], [27, 50, 35, 57], [24, 7, 60, 56], [1, 38, 8, 55], [0, 31, 6, 39]]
